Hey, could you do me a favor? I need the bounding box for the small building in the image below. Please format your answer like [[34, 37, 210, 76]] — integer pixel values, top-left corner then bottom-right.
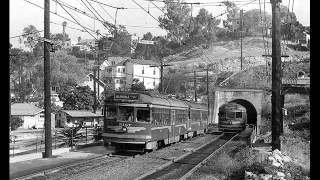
[[55, 110, 103, 128], [11, 103, 55, 129]]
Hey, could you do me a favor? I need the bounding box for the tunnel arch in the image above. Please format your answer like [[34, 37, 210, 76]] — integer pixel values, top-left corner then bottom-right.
[[227, 99, 257, 125]]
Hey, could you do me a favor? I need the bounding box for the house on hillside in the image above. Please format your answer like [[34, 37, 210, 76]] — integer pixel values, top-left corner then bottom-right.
[[78, 73, 105, 97], [102, 58, 160, 91], [99, 57, 130, 70], [11, 103, 55, 129], [55, 110, 103, 128], [72, 39, 95, 51]]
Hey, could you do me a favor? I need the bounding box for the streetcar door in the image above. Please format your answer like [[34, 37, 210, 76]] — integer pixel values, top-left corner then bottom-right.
[[171, 110, 175, 125]]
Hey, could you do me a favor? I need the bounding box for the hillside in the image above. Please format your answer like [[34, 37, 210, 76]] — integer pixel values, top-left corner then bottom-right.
[[165, 36, 310, 72]]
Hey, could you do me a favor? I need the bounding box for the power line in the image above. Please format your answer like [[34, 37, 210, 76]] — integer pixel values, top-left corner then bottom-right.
[[23, 0, 99, 35], [86, 0, 126, 9], [10, 30, 44, 39], [130, 0, 161, 24], [97, 2, 115, 21], [56, 0, 98, 40], [79, 0, 111, 33], [50, 21, 86, 32]]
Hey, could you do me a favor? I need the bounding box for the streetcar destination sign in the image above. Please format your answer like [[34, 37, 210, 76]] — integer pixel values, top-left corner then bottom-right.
[[114, 93, 139, 100]]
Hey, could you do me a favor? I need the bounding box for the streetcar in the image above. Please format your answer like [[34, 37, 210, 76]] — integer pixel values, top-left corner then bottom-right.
[[102, 92, 208, 152], [218, 103, 247, 132]]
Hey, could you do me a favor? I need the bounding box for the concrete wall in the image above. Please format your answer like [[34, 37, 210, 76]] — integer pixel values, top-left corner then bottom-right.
[[211, 89, 264, 135]]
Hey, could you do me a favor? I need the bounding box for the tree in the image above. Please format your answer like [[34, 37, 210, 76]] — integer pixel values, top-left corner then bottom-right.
[[131, 78, 146, 91], [188, 8, 220, 45], [10, 47, 36, 101], [159, 0, 191, 44], [222, 1, 239, 31], [243, 9, 271, 35], [10, 116, 23, 130], [22, 25, 41, 51], [58, 85, 94, 110]]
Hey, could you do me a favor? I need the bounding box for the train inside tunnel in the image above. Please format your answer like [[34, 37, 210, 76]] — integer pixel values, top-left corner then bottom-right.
[[218, 99, 258, 131]]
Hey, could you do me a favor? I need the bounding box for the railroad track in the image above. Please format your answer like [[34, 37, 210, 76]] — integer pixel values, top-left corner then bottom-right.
[[12, 153, 132, 180], [136, 132, 239, 180]]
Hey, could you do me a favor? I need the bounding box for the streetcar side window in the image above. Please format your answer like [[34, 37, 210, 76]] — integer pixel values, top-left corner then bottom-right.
[[137, 108, 150, 123]]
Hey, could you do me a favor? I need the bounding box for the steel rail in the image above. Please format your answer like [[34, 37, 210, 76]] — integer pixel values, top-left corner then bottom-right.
[[137, 132, 238, 180], [12, 153, 118, 180], [61, 154, 133, 180], [179, 133, 239, 180]]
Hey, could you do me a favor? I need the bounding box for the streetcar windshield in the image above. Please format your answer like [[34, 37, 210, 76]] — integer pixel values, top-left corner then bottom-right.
[[106, 106, 117, 119]]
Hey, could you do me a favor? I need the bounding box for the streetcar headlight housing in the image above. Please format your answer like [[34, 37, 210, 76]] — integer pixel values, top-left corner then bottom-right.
[[122, 127, 127, 132]]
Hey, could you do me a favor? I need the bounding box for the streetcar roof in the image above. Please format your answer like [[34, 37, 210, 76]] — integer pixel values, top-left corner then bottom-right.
[[106, 92, 210, 110], [140, 93, 188, 108], [184, 101, 208, 110]]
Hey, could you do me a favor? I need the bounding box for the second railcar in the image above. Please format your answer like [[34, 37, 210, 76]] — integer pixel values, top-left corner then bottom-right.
[[218, 103, 247, 132]]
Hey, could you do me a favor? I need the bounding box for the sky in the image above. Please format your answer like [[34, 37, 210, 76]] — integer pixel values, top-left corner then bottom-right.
[[10, 0, 310, 50]]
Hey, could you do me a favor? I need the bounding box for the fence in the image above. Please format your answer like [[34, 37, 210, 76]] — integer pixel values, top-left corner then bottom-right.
[[9, 126, 102, 157]]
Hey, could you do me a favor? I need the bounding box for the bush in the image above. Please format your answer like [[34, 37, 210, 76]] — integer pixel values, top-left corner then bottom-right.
[[10, 116, 23, 130]]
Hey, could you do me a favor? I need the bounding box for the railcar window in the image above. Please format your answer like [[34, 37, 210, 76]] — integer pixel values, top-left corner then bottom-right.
[[175, 109, 187, 124], [119, 106, 134, 122], [218, 111, 225, 118], [236, 112, 242, 118], [106, 106, 117, 119], [226, 112, 235, 119], [137, 108, 150, 122]]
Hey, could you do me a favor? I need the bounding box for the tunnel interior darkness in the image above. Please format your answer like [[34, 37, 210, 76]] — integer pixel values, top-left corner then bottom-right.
[[225, 99, 257, 125]]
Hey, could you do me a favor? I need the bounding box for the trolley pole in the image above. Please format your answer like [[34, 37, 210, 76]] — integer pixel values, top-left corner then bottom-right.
[[271, 0, 282, 151], [44, 0, 52, 158]]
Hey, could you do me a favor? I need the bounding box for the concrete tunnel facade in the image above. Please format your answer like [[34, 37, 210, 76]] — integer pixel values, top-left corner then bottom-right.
[[208, 89, 264, 135]]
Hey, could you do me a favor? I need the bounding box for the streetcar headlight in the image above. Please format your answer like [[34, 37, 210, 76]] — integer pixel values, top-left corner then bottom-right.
[[122, 127, 127, 132]]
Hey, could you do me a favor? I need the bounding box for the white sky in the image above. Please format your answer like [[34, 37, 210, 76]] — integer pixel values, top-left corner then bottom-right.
[[10, 0, 310, 50]]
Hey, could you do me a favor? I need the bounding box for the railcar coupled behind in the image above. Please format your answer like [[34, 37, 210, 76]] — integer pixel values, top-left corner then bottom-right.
[[102, 92, 208, 152]]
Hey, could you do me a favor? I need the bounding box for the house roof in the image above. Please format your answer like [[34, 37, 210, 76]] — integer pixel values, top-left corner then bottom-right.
[[62, 110, 103, 117], [114, 58, 160, 66], [11, 103, 43, 116]]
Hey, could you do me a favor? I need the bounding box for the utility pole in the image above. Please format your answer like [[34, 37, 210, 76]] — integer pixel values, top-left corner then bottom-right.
[[44, 0, 52, 158], [206, 66, 210, 126], [93, 68, 97, 113], [240, 9, 243, 71], [271, 0, 282, 151], [150, 58, 171, 93], [194, 70, 197, 102]]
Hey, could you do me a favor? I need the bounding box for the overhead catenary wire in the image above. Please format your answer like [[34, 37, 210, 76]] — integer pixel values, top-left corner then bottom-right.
[[130, 0, 161, 24], [56, 0, 98, 40], [78, 0, 112, 33], [23, 0, 99, 35]]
